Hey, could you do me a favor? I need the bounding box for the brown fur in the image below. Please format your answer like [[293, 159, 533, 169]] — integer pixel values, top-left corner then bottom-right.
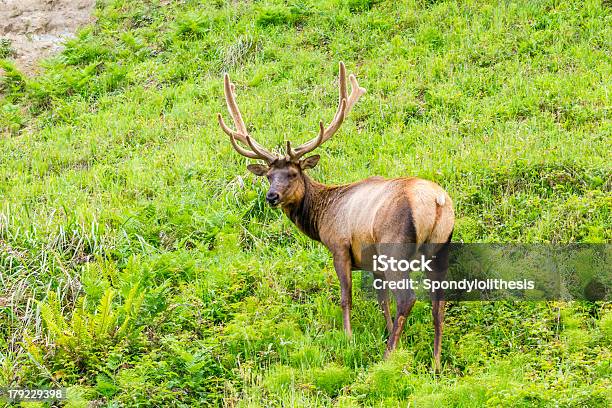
[[278, 173, 454, 266], [258, 160, 454, 371]]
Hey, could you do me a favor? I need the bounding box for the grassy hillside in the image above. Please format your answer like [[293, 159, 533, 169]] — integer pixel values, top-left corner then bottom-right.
[[1, 0, 610, 406]]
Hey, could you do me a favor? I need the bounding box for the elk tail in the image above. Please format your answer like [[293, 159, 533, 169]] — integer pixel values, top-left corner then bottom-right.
[[431, 193, 447, 243]]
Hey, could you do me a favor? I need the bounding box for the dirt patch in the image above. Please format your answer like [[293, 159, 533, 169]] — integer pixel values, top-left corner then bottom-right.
[[0, 0, 96, 73]]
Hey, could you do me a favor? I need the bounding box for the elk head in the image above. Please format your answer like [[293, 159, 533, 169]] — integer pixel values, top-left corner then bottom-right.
[[217, 62, 366, 207]]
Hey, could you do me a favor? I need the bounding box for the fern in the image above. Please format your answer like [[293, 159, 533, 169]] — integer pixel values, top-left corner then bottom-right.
[[116, 284, 145, 339], [69, 297, 91, 348], [39, 292, 64, 339], [38, 284, 145, 368], [93, 288, 116, 339]]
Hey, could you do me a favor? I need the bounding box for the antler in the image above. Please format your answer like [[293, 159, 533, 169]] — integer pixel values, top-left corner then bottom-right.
[[217, 73, 277, 163], [288, 62, 366, 160]]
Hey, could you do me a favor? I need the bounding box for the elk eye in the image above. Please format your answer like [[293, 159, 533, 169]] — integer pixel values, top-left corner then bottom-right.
[[288, 171, 297, 178]]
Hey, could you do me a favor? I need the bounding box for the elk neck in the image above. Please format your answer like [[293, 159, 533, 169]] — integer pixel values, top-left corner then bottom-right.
[[282, 173, 344, 242]]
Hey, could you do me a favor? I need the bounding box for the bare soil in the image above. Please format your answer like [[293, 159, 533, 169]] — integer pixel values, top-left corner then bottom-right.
[[0, 0, 96, 73]]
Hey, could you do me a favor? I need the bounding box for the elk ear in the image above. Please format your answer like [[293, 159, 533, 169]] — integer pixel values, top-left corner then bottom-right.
[[300, 155, 320, 170], [247, 164, 268, 176]]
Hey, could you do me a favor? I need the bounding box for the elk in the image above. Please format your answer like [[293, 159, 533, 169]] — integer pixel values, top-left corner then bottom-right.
[[217, 62, 455, 371]]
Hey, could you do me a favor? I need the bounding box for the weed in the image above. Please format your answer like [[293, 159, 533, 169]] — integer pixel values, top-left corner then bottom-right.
[[0, 39, 16, 59]]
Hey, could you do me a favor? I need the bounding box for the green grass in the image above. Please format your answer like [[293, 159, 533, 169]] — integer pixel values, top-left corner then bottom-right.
[[0, 0, 610, 406]]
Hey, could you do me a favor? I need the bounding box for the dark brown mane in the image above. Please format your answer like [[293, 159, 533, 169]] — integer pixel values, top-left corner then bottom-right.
[[285, 175, 350, 242]]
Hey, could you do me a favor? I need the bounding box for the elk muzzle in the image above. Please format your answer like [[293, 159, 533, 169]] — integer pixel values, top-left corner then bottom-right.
[[265, 190, 281, 206]]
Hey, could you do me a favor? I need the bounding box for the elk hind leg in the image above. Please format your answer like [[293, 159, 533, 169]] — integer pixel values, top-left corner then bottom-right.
[[383, 289, 416, 359], [432, 299, 446, 372], [427, 240, 451, 372], [375, 285, 393, 334]]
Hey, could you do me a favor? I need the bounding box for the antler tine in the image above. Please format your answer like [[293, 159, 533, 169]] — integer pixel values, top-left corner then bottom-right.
[[228, 133, 262, 160], [245, 134, 276, 162], [339, 61, 348, 105], [289, 61, 365, 159], [346, 73, 366, 115], [223, 74, 247, 136], [290, 121, 326, 158], [218, 113, 266, 159], [286, 141, 295, 160], [217, 113, 241, 140], [219, 74, 277, 162]]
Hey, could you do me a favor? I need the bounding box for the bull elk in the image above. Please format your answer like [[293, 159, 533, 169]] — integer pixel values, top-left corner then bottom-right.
[[217, 62, 455, 371]]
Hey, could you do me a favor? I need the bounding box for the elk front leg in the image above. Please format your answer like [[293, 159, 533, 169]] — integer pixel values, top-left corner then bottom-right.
[[333, 250, 353, 337]]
